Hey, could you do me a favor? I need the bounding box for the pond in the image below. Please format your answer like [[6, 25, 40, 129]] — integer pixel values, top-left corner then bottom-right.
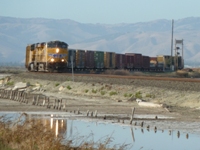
[[1, 112, 200, 150]]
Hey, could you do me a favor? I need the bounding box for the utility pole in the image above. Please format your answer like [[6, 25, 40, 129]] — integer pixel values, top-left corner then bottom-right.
[[71, 55, 74, 82]]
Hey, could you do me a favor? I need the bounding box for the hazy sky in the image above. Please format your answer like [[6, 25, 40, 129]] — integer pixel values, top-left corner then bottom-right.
[[0, 0, 199, 24]]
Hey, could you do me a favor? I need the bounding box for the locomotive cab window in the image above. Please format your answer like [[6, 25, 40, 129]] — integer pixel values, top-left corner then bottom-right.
[[47, 42, 56, 48], [30, 44, 35, 51], [57, 42, 68, 48], [47, 41, 68, 49]]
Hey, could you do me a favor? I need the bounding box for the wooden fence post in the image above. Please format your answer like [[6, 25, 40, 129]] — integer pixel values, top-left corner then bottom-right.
[[130, 107, 135, 124]]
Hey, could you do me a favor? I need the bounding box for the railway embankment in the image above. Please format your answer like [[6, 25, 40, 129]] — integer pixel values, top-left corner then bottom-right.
[[1, 71, 200, 121]]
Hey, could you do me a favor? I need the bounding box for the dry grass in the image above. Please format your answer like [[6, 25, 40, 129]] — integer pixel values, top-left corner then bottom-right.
[[188, 71, 200, 78], [0, 113, 66, 150], [0, 114, 129, 150], [176, 70, 188, 77], [177, 69, 200, 78]]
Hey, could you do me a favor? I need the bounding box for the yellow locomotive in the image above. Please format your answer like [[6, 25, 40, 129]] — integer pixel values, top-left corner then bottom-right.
[[25, 40, 68, 72]]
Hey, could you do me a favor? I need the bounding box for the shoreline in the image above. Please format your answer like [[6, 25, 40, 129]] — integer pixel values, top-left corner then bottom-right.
[[1, 72, 200, 134]]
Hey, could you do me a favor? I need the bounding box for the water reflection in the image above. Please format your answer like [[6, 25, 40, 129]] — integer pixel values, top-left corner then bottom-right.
[[63, 120, 200, 150], [48, 117, 191, 143], [27, 114, 67, 137], [0, 112, 199, 150], [186, 133, 189, 139], [130, 127, 135, 142], [47, 115, 67, 137], [177, 131, 180, 138]]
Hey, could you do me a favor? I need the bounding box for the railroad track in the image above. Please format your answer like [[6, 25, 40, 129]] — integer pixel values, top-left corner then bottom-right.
[[27, 71, 200, 83]]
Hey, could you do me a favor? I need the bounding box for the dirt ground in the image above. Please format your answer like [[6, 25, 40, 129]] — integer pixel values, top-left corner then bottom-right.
[[1, 72, 200, 134]]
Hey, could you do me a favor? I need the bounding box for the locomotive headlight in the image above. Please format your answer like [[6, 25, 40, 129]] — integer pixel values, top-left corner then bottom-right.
[[61, 59, 64, 62], [56, 48, 59, 53], [51, 58, 55, 62]]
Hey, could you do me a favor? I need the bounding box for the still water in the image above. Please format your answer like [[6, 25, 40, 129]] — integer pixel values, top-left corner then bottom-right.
[[66, 119, 200, 150], [1, 112, 200, 150]]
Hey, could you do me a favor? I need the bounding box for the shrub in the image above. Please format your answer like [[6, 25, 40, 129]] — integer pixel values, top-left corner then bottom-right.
[[176, 70, 188, 78], [105, 84, 112, 90], [85, 89, 89, 93], [146, 93, 151, 98], [135, 91, 142, 99], [101, 91, 106, 95], [109, 91, 117, 96], [67, 85, 72, 90], [100, 86, 104, 90], [124, 93, 133, 97], [129, 93, 133, 97], [189, 71, 200, 78], [92, 89, 97, 94], [6, 81, 14, 86], [146, 93, 156, 98], [124, 93, 128, 97], [55, 83, 60, 87]]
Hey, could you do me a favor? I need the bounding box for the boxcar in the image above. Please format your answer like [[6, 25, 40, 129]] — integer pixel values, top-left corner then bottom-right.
[[126, 53, 143, 69], [142, 56, 150, 70], [104, 52, 116, 69], [76, 49, 85, 69], [134, 53, 143, 69], [85, 50, 95, 69], [115, 54, 125, 69], [125, 54, 134, 69], [94, 51, 104, 69]]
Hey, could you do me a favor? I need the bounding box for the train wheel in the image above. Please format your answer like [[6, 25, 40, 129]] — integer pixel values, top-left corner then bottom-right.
[[58, 68, 65, 73], [28, 66, 31, 72], [28, 63, 34, 72]]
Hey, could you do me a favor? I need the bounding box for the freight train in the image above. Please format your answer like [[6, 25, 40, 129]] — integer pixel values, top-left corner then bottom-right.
[[25, 40, 184, 72]]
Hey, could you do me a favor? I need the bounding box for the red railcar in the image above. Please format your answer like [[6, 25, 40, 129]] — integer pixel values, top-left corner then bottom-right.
[[115, 54, 125, 69], [142, 56, 150, 69], [125, 54, 134, 69], [85, 50, 95, 69], [125, 53, 142, 69]]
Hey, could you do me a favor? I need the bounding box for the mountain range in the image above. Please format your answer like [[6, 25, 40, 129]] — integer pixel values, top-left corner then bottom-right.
[[0, 16, 200, 66]]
